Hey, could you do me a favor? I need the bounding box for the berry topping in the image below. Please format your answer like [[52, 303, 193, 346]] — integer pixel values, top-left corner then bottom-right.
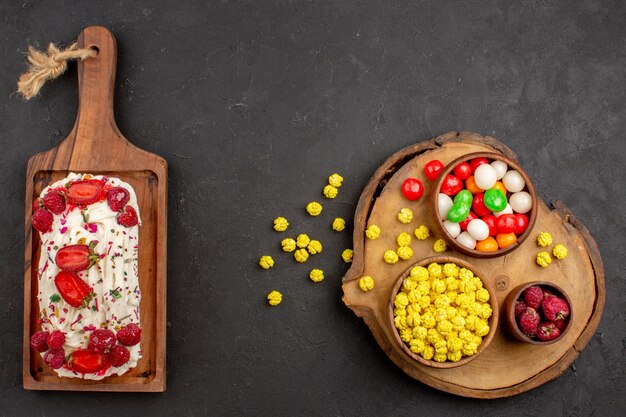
[[55, 243, 100, 272], [30, 331, 50, 352], [106, 187, 130, 212], [65, 179, 104, 205], [107, 345, 131, 367], [32, 197, 43, 212], [32, 208, 53, 233], [43, 190, 66, 215], [541, 295, 570, 321], [47, 331, 65, 349], [517, 307, 540, 338], [537, 322, 561, 341], [70, 349, 109, 373], [522, 285, 544, 310], [551, 318, 567, 331], [116, 205, 139, 227], [54, 271, 94, 308], [44, 348, 66, 369], [117, 323, 141, 346], [88, 329, 117, 353]]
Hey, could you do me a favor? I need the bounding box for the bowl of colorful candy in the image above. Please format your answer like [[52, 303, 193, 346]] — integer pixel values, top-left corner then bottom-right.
[[430, 152, 537, 258], [503, 282, 573, 344], [388, 256, 499, 368]]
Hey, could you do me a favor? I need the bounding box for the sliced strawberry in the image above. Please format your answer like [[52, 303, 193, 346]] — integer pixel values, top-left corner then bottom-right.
[[32, 208, 53, 233], [54, 271, 94, 308], [70, 349, 109, 373], [66, 179, 105, 205], [117, 205, 139, 227], [55, 242, 100, 272], [107, 187, 130, 212], [43, 190, 67, 214]]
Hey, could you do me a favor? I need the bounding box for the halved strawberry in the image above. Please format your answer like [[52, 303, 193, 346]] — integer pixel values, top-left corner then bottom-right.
[[55, 242, 100, 272], [54, 271, 94, 308], [69, 349, 109, 373], [65, 179, 104, 205], [43, 190, 67, 214]]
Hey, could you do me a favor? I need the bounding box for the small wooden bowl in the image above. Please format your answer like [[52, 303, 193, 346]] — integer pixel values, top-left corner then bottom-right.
[[503, 281, 573, 345], [387, 256, 499, 368], [431, 152, 537, 258]]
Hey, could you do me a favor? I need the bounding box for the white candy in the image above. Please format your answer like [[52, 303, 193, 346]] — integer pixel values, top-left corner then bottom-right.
[[474, 164, 497, 190], [443, 220, 461, 238], [491, 160, 508, 180], [456, 231, 477, 250], [502, 170, 525, 193], [493, 203, 513, 218], [467, 219, 490, 241], [510, 191, 533, 214], [438, 193, 454, 220]]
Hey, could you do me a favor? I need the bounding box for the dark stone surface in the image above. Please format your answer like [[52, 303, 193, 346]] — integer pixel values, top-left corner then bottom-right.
[[1, 0, 625, 415]]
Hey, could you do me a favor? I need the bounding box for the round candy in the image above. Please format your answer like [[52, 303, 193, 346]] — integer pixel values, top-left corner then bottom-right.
[[459, 211, 477, 231], [401, 178, 424, 201], [456, 231, 477, 250], [509, 191, 532, 214], [465, 176, 483, 194], [469, 157, 489, 172], [492, 181, 507, 196], [496, 214, 517, 234], [502, 170, 525, 193], [490, 160, 508, 180], [440, 174, 463, 196], [453, 162, 472, 181], [482, 214, 498, 236], [496, 232, 517, 249], [493, 203, 513, 218], [471, 193, 491, 217], [424, 160, 444, 181], [467, 219, 490, 241], [474, 164, 498, 190], [447, 201, 470, 223], [437, 193, 454, 220], [476, 236, 498, 252], [453, 190, 473, 207], [443, 220, 461, 238], [483, 188, 507, 212], [514, 214, 529, 235]]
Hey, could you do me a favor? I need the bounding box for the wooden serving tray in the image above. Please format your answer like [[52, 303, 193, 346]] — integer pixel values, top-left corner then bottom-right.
[[342, 131, 604, 399], [22, 26, 167, 392]]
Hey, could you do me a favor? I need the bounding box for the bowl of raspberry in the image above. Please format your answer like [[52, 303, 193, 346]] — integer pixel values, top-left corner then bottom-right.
[[503, 282, 573, 344]]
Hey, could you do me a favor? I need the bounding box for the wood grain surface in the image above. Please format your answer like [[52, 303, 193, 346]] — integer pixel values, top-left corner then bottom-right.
[[22, 26, 168, 392]]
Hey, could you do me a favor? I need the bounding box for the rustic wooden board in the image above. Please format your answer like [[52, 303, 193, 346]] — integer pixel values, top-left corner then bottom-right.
[[342, 131, 604, 399], [23, 26, 168, 392]]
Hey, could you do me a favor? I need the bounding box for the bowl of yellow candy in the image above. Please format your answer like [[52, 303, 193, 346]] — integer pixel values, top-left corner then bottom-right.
[[387, 256, 499, 368]]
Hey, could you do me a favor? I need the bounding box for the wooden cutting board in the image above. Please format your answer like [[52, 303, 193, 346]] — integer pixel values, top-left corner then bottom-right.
[[22, 26, 167, 392]]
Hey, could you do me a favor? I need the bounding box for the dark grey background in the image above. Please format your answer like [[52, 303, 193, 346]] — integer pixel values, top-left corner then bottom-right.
[[1, 1, 624, 416]]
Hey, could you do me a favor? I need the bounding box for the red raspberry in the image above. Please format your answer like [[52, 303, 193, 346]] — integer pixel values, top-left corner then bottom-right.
[[117, 323, 141, 346], [551, 318, 567, 331], [117, 205, 139, 227], [43, 191, 66, 215], [541, 295, 570, 321], [47, 331, 65, 349], [44, 348, 66, 369], [537, 322, 561, 341], [514, 300, 527, 318], [517, 307, 540, 338], [32, 208, 53, 233], [107, 345, 130, 367], [30, 331, 50, 352], [522, 285, 544, 310], [88, 329, 117, 353], [32, 197, 43, 212], [107, 187, 130, 212]]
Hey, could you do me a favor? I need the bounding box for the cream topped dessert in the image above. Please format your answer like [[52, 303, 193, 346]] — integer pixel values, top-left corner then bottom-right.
[[29, 173, 142, 380]]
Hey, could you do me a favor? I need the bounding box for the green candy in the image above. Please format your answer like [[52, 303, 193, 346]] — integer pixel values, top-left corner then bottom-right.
[[453, 190, 473, 207], [484, 188, 507, 212], [447, 201, 470, 223]]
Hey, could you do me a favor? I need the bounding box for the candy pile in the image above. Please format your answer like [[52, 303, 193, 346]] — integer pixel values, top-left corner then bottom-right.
[[514, 285, 570, 342], [392, 262, 493, 363], [431, 157, 533, 252]]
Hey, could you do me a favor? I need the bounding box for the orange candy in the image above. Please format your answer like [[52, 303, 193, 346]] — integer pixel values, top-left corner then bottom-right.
[[496, 233, 517, 249], [476, 237, 498, 252], [492, 181, 507, 196], [465, 176, 484, 194]]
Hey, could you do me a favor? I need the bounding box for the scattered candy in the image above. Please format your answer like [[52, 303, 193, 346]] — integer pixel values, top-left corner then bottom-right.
[[437, 194, 454, 220], [273, 217, 289, 232], [397, 208, 414, 224], [467, 219, 489, 241], [414, 225, 430, 240], [474, 164, 497, 190], [267, 290, 282, 306], [402, 178, 424, 201], [332, 218, 346, 232], [342, 249, 354, 263], [397, 246, 413, 260], [306, 201, 323, 216], [509, 191, 532, 214], [433, 239, 447, 253], [307, 240, 323, 255], [502, 170, 525, 193], [309, 269, 324, 283], [384, 250, 399, 264], [296, 234, 311, 248], [456, 231, 476, 250], [537, 232, 553, 247], [424, 160, 444, 181], [323, 184, 338, 199], [328, 173, 344, 187], [443, 220, 461, 238], [281, 238, 296, 252], [294, 249, 309, 263], [536, 251, 552, 267], [359, 276, 375, 292], [259, 256, 274, 269], [553, 244, 568, 260], [397, 232, 412, 247], [366, 224, 381, 240]]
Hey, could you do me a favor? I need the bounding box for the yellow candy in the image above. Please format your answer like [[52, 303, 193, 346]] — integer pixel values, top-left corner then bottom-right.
[[307, 240, 323, 255], [397, 232, 412, 247], [309, 269, 324, 283], [400, 328, 413, 342], [413, 326, 427, 340], [443, 263, 459, 278], [341, 249, 353, 263], [414, 225, 429, 240], [447, 351, 463, 362], [411, 266, 429, 282], [296, 234, 310, 248], [409, 339, 426, 354], [281, 238, 296, 252], [365, 224, 381, 240], [294, 248, 309, 263], [384, 250, 399, 264], [537, 251, 552, 267], [476, 288, 490, 303], [428, 263, 443, 279], [323, 184, 338, 199], [306, 201, 323, 216], [359, 276, 375, 292], [259, 256, 274, 269], [459, 268, 474, 281], [433, 238, 447, 253], [402, 278, 417, 292], [433, 353, 448, 363], [421, 345, 435, 360], [328, 173, 343, 187], [273, 217, 289, 232], [332, 218, 346, 232], [397, 208, 414, 224], [537, 232, 553, 247], [267, 290, 282, 306], [397, 246, 413, 260], [394, 292, 409, 308], [553, 244, 568, 260]]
